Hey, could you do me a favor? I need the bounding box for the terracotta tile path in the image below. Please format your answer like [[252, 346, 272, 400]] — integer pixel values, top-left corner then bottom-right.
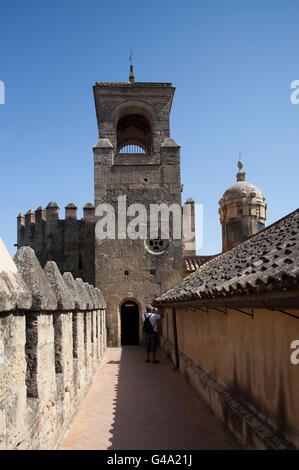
[[61, 347, 238, 450]]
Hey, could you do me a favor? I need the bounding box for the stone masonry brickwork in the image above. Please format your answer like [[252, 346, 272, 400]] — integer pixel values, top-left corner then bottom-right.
[[18, 199, 195, 315], [0, 238, 106, 450], [93, 82, 183, 346], [17, 202, 95, 285]]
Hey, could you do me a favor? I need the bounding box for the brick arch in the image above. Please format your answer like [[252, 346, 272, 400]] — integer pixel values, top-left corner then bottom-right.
[[112, 99, 159, 125]]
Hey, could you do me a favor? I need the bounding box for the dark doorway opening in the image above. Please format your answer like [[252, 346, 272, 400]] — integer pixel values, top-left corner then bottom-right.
[[121, 301, 139, 346]]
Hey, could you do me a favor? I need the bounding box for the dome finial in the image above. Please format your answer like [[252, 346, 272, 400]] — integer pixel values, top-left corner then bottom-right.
[[129, 49, 135, 83], [237, 154, 245, 182]]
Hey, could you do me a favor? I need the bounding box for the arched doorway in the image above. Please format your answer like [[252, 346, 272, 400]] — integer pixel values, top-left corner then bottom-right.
[[120, 300, 140, 346]]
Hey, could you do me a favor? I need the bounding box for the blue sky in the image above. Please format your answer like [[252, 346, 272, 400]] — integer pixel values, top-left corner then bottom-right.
[[0, 0, 298, 255]]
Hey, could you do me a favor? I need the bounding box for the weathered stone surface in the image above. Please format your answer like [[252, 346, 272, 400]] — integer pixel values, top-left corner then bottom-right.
[[95, 287, 106, 309], [62, 272, 85, 310], [92, 285, 100, 309], [160, 137, 180, 148], [86, 284, 98, 309], [93, 138, 113, 149], [14, 246, 57, 311], [52, 309, 74, 438], [93, 81, 183, 346], [84, 283, 95, 309], [17, 202, 95, 286], [0, 276, 107, 450], [0, 313, 27, 449], [46, 201, 59, 209], [44, 261, 75, 310], [75, 278, 90, 310], [0, 238, 32, 311]]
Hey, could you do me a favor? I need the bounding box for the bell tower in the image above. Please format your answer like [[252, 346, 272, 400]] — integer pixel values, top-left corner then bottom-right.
[[93, 67, 183, 346], [219, 161, 267, 252]]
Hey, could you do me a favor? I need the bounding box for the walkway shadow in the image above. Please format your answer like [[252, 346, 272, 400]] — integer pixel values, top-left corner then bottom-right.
[[107, 346, 238, 450]]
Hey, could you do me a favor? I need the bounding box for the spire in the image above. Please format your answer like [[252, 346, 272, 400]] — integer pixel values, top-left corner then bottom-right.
[[236, 158, 246, 182], [129, 49, 135, 83], [129, 64, 135, 83]]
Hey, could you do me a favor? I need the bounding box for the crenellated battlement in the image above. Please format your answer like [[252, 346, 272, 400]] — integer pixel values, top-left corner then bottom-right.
[[0, 239, 106, 450], [17, 202, 95, 284], [18, 201, 95, 228]]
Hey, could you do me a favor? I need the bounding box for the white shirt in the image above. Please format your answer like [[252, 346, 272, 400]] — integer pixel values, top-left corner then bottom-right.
[[142, 312, 161, 333]]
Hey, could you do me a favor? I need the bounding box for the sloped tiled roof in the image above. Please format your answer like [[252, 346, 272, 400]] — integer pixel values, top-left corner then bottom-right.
[[183, 255, 218, 277], [156, 209, 299, 305]]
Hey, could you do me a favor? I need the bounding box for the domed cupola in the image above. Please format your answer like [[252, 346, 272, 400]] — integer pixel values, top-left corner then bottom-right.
[[219, 161, 267, 252]]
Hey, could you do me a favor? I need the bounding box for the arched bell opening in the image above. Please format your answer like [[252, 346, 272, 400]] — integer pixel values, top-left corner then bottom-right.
[[117, 112, 152, 155]]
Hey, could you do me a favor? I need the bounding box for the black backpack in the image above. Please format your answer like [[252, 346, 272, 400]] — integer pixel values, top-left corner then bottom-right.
[[143, 313, 154, 334]]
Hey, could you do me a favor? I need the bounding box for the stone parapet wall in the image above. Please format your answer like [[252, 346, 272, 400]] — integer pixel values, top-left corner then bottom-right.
[[0, 240, 106, 450]]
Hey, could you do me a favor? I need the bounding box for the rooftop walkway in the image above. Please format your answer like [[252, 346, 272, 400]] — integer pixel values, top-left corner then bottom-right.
[[61, 347, 238, 450]]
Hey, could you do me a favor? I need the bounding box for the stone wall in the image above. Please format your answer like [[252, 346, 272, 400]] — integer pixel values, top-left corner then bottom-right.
[[0, 239, 106, 450], [94, 139, 183, 346], [17, 202, 95, 285], [159, 302, 299, 450]]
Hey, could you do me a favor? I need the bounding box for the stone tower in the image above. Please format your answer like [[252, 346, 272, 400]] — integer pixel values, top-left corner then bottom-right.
[[219, 161, 267, 252], [93, 68, 183, 346]]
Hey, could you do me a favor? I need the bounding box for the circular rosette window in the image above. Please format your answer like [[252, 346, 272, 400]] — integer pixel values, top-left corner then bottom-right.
[[145, 237, 169, 255]]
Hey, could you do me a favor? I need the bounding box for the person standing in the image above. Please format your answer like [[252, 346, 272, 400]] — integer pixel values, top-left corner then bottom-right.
[[142, 304, 161, 364]]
